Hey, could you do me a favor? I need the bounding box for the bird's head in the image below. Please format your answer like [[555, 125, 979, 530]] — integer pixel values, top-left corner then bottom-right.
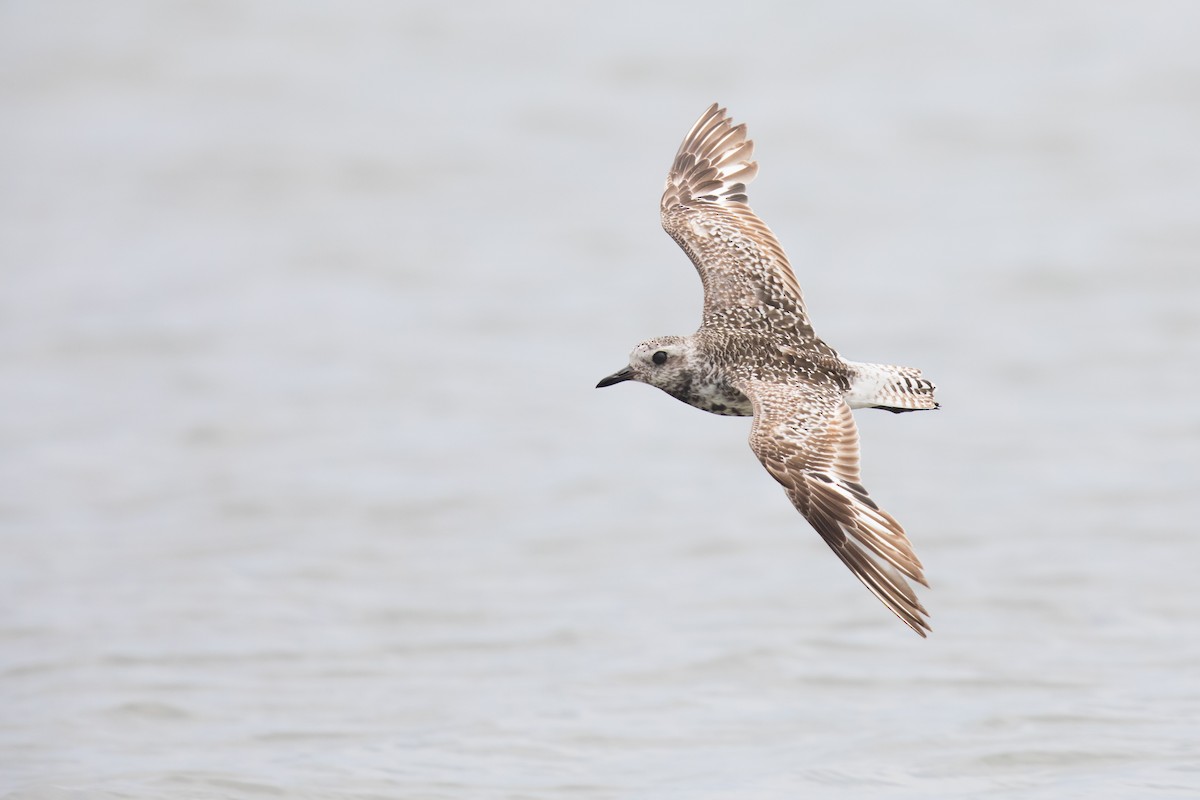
[[595, 335, 693, 393]]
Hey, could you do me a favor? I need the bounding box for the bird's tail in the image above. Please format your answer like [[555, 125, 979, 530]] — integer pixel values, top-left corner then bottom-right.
[[844, 361, 938, 413]]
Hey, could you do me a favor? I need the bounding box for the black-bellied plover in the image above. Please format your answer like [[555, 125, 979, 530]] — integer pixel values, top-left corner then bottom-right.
[[597, 104, 938, 637]]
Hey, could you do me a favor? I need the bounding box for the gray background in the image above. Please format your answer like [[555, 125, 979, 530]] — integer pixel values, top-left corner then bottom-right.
[[3, 1, 1199, 797]]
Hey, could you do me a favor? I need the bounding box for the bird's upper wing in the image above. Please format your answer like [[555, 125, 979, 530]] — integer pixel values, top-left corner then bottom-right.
[[661, 104, 819, 341], [739, 378, 931, 636]]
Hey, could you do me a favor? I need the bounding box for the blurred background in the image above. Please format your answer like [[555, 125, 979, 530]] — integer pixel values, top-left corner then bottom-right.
[[2, 1, 1199, 797]]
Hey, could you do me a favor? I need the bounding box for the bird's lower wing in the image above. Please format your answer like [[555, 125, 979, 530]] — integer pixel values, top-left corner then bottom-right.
[[741, 380, 931, 637]]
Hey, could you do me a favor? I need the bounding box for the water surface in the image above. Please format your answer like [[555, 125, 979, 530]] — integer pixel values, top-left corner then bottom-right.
[[3, 2, 1199, 797]]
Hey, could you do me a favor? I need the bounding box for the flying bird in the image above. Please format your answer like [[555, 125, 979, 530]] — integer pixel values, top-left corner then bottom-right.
[[597, 104, 939, 636]]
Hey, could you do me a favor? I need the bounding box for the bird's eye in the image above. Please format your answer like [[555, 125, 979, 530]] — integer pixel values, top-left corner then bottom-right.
[[652, 350, 668, 365]]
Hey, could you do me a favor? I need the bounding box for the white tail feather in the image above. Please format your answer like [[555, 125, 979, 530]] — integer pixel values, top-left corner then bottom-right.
[[845, 361, 938, 412]]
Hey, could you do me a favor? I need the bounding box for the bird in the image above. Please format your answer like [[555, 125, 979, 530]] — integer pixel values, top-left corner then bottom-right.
[[596, 104, 939, 637]]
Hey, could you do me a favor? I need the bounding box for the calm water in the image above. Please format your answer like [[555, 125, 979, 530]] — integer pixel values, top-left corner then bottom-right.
[[3, 2, 1199, 797]]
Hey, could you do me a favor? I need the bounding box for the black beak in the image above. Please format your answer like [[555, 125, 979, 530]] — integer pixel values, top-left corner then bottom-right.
[[596, 367, 634, 388]]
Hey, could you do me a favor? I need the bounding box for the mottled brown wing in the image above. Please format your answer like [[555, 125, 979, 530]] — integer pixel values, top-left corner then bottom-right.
[[740, 379, 932, 637], [661, 104, 818, 340]]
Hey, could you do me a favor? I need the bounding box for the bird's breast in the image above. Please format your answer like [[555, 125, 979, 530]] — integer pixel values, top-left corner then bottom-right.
[[669, 379, 754, 416]]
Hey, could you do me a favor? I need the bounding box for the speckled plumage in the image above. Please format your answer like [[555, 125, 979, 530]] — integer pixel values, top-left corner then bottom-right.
[[597, 104, 939, 637]]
